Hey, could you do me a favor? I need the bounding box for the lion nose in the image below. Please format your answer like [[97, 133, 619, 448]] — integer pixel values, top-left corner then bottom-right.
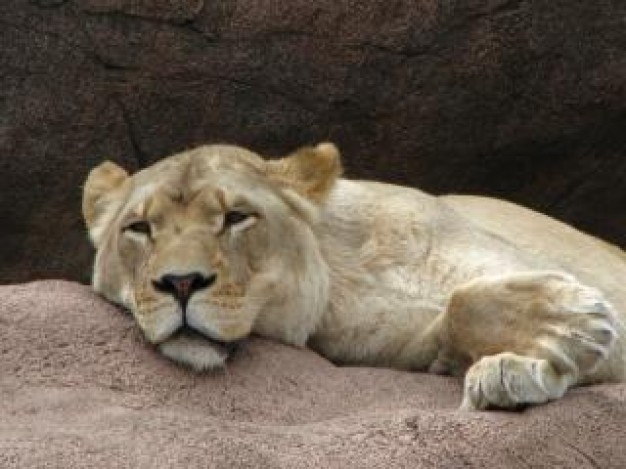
[[153, 272, 216, 307]]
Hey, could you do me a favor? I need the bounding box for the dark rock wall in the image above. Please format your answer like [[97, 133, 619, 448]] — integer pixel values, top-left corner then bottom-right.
[[1, 0, 625, 283]]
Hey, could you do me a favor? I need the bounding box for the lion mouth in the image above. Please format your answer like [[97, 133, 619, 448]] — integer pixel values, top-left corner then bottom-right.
[[173, 325, 241, 355], [156, 325, 242, 371]]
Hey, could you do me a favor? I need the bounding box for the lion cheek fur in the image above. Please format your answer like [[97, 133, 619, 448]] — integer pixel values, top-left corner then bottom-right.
[[92, 240, 136, 311], [250, 227, 331, 347]]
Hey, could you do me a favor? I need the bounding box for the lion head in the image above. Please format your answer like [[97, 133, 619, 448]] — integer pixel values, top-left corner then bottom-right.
[[83, 143, 341, 370]]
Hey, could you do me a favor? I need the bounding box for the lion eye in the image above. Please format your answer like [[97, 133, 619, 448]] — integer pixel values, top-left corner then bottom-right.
[[223, 210, 249, 228], [124, 220, 152, 236]]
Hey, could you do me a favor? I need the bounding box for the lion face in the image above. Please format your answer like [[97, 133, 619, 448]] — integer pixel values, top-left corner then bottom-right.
[[83, 143, 340, 370]]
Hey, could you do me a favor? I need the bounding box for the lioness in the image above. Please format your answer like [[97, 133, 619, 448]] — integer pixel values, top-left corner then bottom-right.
[[83, 143, 625, 410]]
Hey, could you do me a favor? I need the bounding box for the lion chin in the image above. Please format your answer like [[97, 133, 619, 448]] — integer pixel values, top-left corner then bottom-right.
[[157, 328, 239, 371]]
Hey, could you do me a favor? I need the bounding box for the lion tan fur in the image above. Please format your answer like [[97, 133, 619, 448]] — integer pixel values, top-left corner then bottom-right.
[[83, 143, 625, 410]]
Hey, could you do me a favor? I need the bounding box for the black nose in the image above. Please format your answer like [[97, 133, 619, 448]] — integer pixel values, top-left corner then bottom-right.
[[153, 272, 216, 307]]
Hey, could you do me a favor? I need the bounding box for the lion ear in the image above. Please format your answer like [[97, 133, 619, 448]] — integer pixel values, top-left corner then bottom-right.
[[82, 161, 129, 245], [266, 142, 342, 203]]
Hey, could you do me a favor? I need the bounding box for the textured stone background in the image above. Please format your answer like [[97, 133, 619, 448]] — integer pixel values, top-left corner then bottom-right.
[[1, 0, 625, 283]]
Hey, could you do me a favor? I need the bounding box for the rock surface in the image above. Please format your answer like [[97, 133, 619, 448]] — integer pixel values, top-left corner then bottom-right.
[[1, 0, 625, 282], [2, 280, 626, 468]]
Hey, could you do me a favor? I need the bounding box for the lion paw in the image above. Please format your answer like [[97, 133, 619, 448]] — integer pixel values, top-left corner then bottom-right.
[[460, 353, 571, 411], [530, 273, 618, 375], [446, 271, 619, 411]]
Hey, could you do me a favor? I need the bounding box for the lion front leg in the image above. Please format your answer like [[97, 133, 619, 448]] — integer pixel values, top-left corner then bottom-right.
[[434, 271, 618, 410]]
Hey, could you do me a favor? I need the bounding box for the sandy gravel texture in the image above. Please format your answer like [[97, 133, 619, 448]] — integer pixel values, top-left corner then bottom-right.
[[1, 280, 624, 468]]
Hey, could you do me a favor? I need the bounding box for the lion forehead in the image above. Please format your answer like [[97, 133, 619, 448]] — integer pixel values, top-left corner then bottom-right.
[[127, 146, 266, 201]]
